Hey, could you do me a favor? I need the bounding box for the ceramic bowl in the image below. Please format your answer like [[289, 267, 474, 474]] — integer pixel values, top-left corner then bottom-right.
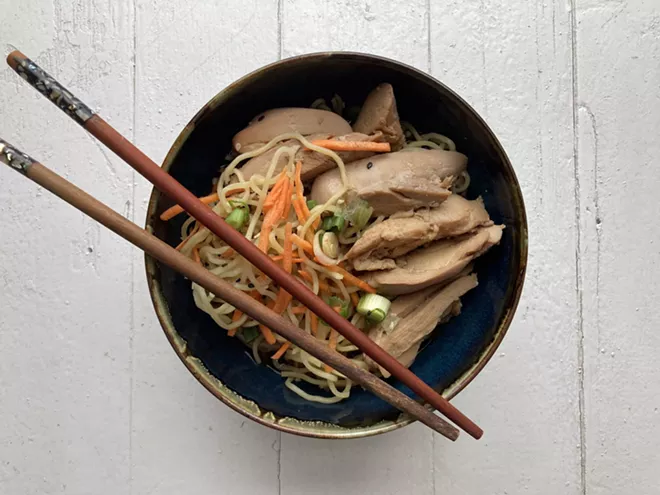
[[145, 52, 528, 439]]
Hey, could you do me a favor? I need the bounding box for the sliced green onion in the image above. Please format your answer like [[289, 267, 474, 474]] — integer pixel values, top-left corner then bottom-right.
[[306, 199, 318, 210], [328, 296, 351, 319], [321, 214, 346, 233], [345, 199, 373, 229], [241, 327, 259, 343], [320, 231, 339, 259], [357, 294, 391, 323], [226, 207, 248, 230]]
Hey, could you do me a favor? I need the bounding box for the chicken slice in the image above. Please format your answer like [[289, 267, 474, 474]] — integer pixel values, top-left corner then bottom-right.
[[363, 225, 503, 296]]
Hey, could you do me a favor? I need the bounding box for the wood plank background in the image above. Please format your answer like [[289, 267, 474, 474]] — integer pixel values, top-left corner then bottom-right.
[[0, 1, 657, 493]]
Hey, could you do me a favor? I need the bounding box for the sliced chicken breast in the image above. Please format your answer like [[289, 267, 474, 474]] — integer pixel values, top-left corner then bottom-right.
[[232, 108, 352, 152], [363, 225, 503, 296], [366, 275, 478, 375], [353, 83, 405, 150], [310, 149, 468, 216], [347, 195, 493, 270]]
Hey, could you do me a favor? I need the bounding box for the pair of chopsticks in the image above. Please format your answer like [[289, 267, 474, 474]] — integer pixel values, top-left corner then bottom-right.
[[3, 50, 483, 441]]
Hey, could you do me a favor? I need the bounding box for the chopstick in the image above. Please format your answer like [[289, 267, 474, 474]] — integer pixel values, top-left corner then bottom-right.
[[7, 50, 483, 440], [0, 138, 459, 441]]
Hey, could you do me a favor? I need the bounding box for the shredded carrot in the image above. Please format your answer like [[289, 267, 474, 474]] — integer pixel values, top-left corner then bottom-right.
[[161, 187, 244, 221], [262, 170, 288, 212], [293, 161, 320, 229], [259, 288, 292, 344], [192, 247, 201, 265], [325, 264, 377, 293], [350, 291, 360, 307], [160, 193, 220, 221], [292, 194, 307, 225], [291, 306, 307, 315], [273, 290, 293, 314], [291, 234, 314, 256], [258, 299, 278, 344], [310, 139, 391, 153], [328, 329, 338, 350], [258, 173, 291, 253], [272, 342, 290, 360], [324, 308, 341, 372], [283, 223, 293, 274], [310, 313, 319, 336], [271, 254, 305, 263], [221, 248, 235, 259], [175, 223, 200, 251], [228, 291, 261, 337], [293, 161, 304, 197], [281, 180, 293, 222], [298, 271, 330, 291]]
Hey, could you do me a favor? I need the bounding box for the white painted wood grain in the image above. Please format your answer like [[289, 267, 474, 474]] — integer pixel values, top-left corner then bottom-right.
[[281, 0, 429, 70], [0, 1, 135, 494], [576, 1, 660, 493], [130, 1, 281, 494], [430, 1, 583, 493]]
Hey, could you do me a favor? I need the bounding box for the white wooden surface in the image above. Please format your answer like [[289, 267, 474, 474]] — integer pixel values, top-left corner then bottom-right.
[[0, 1, 657, 493]]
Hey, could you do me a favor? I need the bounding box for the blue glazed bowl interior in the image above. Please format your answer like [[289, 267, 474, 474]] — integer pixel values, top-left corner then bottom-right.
[[147, 54, 526, 428]]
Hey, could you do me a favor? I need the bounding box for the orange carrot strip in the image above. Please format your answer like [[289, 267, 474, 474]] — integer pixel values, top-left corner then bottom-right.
[[291, 234, 314, 256], [283, 223, 293, 274], [293, 161, 320, 229], [161, 188, 244, 222], [324, 308, 341, 371], [291, 306, 307, 315], [258, 175, 290, 253], [281, 180, 293, 221], [325, 265, 377, 294], [298, 271, 330, 292], [272, 342, 290, 360], [258, 325, 277, 345], [175, 223, 200, 251], [160, 193, 219, 221], [228, 308, 244, 335], [262, 170, 288, 212], [310, 313, 319, 336], [350, 291, 360, 307], [228, 291, 261, 337], [192, 247, 201, 265], [221, 248, 235, 259], [328, 329, 338, 350], [292, 195, 307, 225], [310, 139, 391, 153], [294, 161, 304, 197]]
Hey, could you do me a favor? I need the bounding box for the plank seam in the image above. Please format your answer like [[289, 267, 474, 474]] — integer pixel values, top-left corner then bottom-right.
[[569, 1, 587, 494], [129, 0, 138, 493]]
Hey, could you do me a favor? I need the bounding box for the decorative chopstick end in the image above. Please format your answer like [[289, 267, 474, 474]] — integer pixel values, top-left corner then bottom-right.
[[6, 50, 94, 126], [0, 138, 35, 175]]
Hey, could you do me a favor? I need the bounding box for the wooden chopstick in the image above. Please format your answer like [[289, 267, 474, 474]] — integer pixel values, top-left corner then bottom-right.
[[7, 50, 483, 440], [0, 137, 459, 441]]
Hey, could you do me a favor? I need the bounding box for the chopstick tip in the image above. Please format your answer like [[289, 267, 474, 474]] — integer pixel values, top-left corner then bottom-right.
[[6, 50, 25, 70]]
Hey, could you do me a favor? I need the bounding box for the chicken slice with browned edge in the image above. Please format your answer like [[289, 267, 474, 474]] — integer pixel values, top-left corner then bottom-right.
[[366, 274, 478, 376], [310, 149, 468, 216], [237, 132, 384, 181], [232, 108, 352, 152], [347, 194, 493, 271], [363, 224, 503, 296], [353, 83, 405, 150]]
